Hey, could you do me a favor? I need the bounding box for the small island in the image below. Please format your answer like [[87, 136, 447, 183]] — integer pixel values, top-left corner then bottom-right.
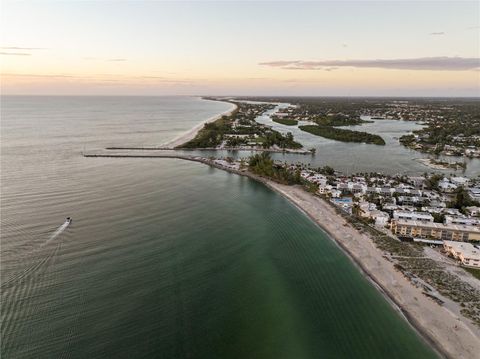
[[271, 116, 298, 126], [299, 125, 386, 145]]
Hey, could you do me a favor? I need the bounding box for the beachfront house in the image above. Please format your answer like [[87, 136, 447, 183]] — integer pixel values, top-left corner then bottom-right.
[[443, 241, 480, 268], [369, 210, 390, 226]]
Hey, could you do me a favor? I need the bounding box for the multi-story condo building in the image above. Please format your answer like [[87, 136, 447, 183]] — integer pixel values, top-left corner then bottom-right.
[[391, 219, 480, 242]]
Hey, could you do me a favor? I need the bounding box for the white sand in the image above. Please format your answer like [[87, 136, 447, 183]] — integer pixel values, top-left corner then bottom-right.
[[261, 181, 480, 359], [86, 148, 480, 359], [161, 102, 237, 149]]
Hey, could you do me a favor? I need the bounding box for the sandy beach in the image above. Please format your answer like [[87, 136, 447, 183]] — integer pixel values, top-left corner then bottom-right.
[[161, 100, 237, 149], [84, 150, 480, 359], [85, 149, 480, 358], [170, 154, 480, 359], [258, 181, 480, 359]]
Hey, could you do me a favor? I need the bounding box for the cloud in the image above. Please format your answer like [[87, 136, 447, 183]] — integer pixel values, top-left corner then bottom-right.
[[259, 57, 480, 71], [429, 32, 445, 35], [0, 52, 31, 56], [1, 46, 47, 56], [2, 73, 74, 78], [1, 46, 47, 50], [2, 72, 198, 85], [467, 26, 480, 30], [107, 58, 127, 62]]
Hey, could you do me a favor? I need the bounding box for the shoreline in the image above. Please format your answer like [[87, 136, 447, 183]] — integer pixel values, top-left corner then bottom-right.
[[83, 152, 480, 359], [161, 98, 238, 149], [226, 175, 479, 359]]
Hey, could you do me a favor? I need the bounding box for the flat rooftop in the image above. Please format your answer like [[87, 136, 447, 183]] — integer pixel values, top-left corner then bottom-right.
[[394, 219, 480, 233], [444, 240, 480, 260]]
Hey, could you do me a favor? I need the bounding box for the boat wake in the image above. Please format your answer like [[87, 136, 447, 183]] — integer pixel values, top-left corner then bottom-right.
[[44, 219, 71, 245], [1, 219, 71, 290]]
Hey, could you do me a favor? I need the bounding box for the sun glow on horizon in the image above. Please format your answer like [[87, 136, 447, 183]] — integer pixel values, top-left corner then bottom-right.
[[1, 1, 479, 96]]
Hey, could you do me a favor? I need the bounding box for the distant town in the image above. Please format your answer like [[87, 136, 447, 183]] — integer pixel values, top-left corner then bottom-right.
[[233, 97, 480, 159]]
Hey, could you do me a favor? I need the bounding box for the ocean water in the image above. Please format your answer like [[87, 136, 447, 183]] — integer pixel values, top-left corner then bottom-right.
[[1, 96, 438, 358]]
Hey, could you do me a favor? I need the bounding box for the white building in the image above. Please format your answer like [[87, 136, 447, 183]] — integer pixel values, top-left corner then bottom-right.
[[438, 179, 457, 193], [318, 184, 333, 195], [330, 189, 342, 198], [393, 210, 434, 223], [444, 215, 480, 227], [443, 241, 480, 268], [450, 176, 470, 187], [370, 210, 390, 226], [301, 171, 327, 186], [408, 176, 425, 188], [469, 188, 480, 201], [465, 206, 480, 217]]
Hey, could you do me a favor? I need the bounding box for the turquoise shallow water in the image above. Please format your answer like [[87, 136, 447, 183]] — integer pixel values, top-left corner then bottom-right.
[[1, 96, 438, 358]]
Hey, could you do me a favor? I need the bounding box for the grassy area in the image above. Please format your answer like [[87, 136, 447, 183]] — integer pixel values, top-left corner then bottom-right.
[[464, 267, 480, 280], [299, 125, 386, 145], [272, 118, 298, 126], [327, 201, 480, 327]]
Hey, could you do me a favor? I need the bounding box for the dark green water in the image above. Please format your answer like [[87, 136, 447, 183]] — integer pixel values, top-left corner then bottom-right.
[[1, 96, 439, 358], [2, 159, 438, 358]]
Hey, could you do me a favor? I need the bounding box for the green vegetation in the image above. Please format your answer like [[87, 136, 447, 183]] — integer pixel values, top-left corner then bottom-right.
[[263, 131, 302, 149], [299, 125, 386, 145], [424, 173, 443, 190], [399, 134, 415, 146], [432, 213, 445, 223], [248, 153, 301, 185], [320, 165, 335, 175], [272, 117, 298, 126], [179, 101, 303, 150], [463, 267, 480, 279], [449, 187, 480, 213], [180, 115, 232, 148], [334, 205, 480, 326], [464, 267, 480, 280], [314, 114, 372, 127]]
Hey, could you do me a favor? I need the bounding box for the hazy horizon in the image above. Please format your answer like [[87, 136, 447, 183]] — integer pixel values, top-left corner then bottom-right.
[[1, 1, 479, 96], [2, 94, 479, 99]]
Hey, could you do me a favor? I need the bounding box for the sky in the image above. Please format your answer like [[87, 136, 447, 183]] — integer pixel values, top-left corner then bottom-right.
[[1, 0, 479, 96]]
